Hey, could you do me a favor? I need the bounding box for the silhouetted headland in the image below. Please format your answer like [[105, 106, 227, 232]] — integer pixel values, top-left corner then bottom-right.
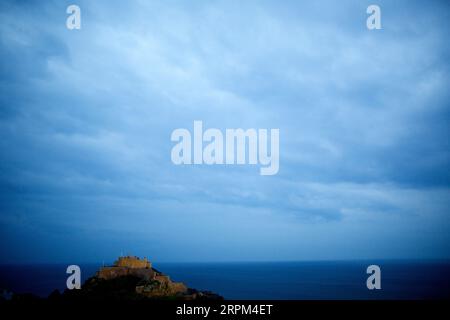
[[2, 256, 223, 302]]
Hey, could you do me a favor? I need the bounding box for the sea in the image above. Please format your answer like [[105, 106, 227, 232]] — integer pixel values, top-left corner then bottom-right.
[[1, 260, 449, 300]]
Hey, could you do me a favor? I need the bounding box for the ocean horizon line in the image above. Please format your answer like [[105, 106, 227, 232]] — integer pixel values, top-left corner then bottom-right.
[[2, 258, 450, 266]]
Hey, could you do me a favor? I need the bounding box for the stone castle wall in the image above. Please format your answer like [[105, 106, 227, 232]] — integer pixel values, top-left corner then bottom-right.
[[97, 267, 128, 280], [114, 256, 151, 269]]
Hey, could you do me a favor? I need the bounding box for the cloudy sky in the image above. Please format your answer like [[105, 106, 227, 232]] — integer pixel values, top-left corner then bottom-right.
[[0, 0, 449, 263]]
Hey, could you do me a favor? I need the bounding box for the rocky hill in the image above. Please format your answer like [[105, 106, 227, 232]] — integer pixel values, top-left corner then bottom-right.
[[59, 256, 223, 301]]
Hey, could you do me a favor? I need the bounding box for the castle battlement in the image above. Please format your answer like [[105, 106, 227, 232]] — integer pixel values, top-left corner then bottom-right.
[[114, 256, 151, 269]]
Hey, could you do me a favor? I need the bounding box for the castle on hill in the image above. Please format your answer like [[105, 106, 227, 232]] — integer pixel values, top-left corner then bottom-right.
[[96, 255, 187, 297]]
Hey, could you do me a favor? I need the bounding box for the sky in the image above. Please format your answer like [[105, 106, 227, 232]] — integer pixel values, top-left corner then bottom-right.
[[0, 0, 449, 264]]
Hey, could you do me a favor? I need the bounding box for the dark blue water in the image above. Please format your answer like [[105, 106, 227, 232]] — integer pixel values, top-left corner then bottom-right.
[[1, 261, 449, 299]]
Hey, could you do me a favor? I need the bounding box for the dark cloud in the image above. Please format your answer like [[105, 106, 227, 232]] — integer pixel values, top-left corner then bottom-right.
[[0, 0, 449, 263]]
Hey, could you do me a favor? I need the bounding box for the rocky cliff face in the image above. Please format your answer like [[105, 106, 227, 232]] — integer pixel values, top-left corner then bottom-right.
[[97, 266, 155, 281]]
